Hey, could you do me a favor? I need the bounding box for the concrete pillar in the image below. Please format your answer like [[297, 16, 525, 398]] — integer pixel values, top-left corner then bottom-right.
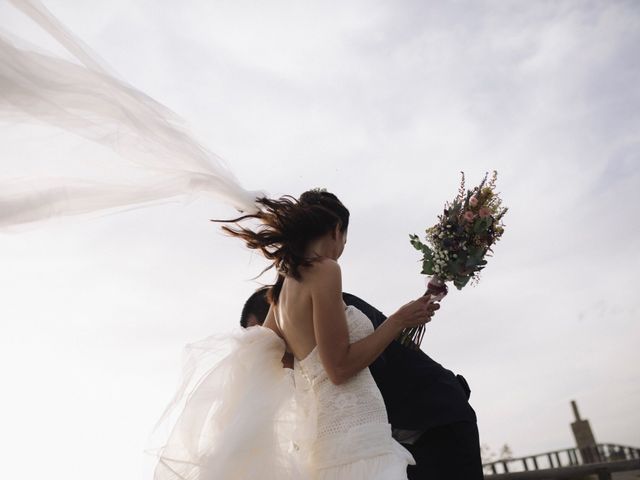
[[570, 400, 600, 463]]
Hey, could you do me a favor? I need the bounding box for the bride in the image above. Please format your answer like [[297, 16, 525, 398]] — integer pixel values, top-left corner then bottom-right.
[[151, 190, 438, 480]]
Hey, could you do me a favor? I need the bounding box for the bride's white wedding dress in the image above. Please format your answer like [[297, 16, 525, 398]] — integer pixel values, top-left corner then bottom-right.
[[149, 304, 414, 480], [292, 304, 415, 479]]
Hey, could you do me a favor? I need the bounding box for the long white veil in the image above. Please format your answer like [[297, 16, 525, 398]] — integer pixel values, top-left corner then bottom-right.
[[0, 0, 264, 231]]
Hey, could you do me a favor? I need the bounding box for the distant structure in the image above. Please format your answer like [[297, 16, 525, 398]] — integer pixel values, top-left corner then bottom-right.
[[482, 399, 640, 476], [570, 399, 600, 463]]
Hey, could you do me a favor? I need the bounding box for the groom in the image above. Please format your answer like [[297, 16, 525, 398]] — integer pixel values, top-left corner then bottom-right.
[[240, 287, 484, 479]]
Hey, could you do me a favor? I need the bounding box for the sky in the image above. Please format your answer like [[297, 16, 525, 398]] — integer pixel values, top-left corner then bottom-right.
[[0, 0, 639, 478]]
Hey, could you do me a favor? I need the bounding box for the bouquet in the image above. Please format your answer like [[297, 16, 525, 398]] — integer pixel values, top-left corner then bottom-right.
[[399, 170, 508, 348]]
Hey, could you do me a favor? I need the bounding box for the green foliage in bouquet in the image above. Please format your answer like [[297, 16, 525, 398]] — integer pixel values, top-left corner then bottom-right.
[[410, 170, 508, 290]]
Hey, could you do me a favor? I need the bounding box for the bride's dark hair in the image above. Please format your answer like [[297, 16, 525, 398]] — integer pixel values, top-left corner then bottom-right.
[[210, 189, 350, 304]]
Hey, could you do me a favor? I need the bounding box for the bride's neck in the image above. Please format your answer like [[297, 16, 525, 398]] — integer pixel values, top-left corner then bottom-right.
[[304, 237, 339, 260]]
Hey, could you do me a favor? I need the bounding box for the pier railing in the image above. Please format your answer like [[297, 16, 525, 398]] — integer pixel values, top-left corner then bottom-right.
[[484, 443, 640, 479]]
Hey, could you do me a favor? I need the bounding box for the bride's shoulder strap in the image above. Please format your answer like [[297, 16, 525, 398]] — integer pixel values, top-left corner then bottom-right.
[[263, 302, 287, 343]]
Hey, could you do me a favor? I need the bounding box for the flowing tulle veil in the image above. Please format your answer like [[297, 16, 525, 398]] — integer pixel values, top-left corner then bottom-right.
[[0, 0, 264, 230], [1, 1, 317, 478]]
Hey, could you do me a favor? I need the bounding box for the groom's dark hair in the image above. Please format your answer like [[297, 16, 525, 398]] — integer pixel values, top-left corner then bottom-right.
[[240, 286, 270, 327]]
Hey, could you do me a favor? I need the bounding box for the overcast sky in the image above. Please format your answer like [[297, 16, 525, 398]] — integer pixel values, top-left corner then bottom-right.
[[1, 1, 639, 478]]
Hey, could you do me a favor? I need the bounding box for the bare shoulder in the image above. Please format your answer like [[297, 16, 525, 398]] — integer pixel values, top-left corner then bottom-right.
[[262, 305, 280, 335], [305, 258, 341, 285]]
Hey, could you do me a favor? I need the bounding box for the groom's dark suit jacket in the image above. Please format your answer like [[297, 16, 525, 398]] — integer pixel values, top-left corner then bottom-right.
[[343, 292, 477, 431]]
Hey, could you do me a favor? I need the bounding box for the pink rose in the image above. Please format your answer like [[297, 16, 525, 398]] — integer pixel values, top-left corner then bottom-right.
[[463, 211, 475, 222], [479, 206, 491, 218], [469, 195, 479, 207]]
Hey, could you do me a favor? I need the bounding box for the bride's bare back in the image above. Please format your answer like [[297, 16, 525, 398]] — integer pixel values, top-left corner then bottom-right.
[[266, 259, 347, 362]]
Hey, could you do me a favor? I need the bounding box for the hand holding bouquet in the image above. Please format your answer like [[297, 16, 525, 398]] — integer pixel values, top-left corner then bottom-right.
[[400, 170, 508, 348]]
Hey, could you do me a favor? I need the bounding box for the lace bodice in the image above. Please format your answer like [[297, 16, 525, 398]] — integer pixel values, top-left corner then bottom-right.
[[294, 305, 389, 439]]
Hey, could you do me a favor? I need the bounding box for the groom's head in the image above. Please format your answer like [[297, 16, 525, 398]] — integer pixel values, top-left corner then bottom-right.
[[240, 286, 270, 327]]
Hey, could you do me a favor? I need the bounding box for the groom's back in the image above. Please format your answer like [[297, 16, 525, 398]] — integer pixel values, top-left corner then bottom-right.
[[342, 292, 477, 432]]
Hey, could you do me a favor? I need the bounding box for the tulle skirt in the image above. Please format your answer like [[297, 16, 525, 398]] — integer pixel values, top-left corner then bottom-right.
[[146, 325, 414, 479], [146, 326, 309, 480]]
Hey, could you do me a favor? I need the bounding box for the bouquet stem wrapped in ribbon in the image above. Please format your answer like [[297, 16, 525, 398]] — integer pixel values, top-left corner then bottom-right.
[[399, 171, 508, 349]]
